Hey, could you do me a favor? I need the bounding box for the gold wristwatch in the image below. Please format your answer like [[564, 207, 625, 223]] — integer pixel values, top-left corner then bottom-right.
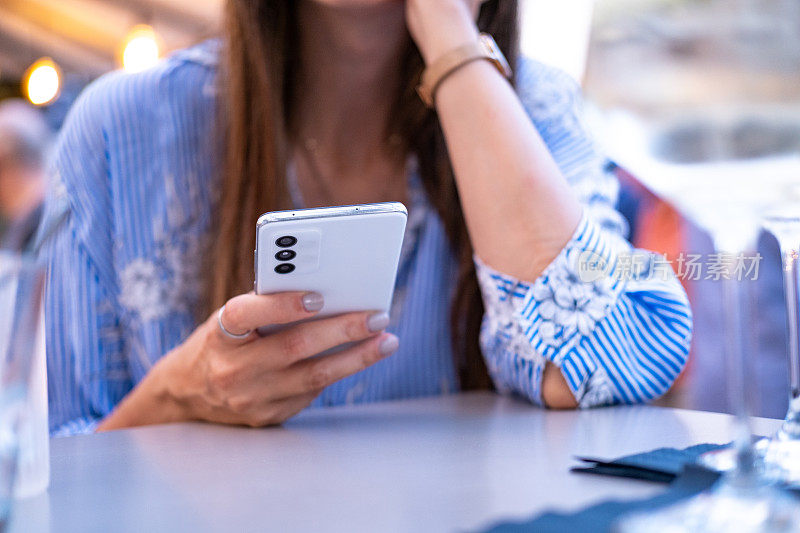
[[416, 33, 513, 108]]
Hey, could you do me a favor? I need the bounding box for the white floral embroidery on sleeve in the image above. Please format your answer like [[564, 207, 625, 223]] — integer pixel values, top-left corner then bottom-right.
[[531, 246, 617, 348]]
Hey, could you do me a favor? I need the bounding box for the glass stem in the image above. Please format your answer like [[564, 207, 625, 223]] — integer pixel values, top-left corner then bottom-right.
[[713, 225, 760, 482], [776, 239, 800, 439], [763, 217, 800, 439], [780, 247, 800, 399], [720, 272, 757, 479]]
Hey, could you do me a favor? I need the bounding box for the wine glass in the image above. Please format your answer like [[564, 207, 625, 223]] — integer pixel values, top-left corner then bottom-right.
[[760, 204, 800, 485], [583, 0, 800, 530]]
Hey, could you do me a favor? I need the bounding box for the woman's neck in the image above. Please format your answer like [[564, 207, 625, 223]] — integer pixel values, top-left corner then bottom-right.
[[292, 1, 408, 167]]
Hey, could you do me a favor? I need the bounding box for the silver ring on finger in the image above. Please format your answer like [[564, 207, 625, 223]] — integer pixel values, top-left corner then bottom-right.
[[217, 305, 253, 340]]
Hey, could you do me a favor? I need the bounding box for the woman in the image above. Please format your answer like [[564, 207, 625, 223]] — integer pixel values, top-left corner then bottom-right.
[[44, 0, 692, 435]]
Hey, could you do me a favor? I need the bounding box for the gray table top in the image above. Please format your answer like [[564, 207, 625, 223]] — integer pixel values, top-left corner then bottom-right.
[[9, 393, 782, 533]]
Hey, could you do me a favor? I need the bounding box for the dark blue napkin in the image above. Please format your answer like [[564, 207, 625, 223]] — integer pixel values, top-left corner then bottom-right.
[[571, 443, 728, 483]]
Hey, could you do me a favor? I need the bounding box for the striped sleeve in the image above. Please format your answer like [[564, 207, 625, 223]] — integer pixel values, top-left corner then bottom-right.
[[475, 59, 692, 408], [43, 74, 132, 436]]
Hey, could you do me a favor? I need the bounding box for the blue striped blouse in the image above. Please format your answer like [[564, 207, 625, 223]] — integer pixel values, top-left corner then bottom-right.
[[42, 40, 693, 436]]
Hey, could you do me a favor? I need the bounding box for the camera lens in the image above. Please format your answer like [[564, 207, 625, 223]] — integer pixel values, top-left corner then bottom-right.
[[276, 236, 297, 248], [275, 263, 295, 274], [275, 250, 296, 261]]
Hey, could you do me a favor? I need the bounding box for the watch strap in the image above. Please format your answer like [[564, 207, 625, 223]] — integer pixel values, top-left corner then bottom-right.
[[416, 33, 512, 108]]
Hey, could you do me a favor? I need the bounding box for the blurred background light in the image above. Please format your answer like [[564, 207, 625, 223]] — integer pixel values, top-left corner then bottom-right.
[[23, 58, 61, 106], [122, 25, 160, 73]]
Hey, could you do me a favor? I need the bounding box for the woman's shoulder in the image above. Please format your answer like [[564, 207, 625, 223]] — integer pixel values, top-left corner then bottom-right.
[[52, 40, 221, 226], [66, 40, 220, 135]]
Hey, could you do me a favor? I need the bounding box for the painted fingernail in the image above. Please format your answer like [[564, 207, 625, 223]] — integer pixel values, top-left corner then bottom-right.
[[367, 312, 390, 333], [379, 334, 399, 357], [302, 292, 324, 313]]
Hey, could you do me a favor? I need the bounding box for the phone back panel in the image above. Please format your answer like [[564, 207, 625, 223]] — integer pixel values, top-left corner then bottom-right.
[[255, 204, 407, 318]]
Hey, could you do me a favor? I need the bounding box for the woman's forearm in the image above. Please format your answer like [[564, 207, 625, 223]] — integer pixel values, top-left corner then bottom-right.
[[412, 5, 583, 282], [436, 59, 582, 280]]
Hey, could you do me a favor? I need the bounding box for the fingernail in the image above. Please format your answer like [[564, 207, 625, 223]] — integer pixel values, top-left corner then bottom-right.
[[379, 334, 399, 357], [367, 312, 390, 333], [302, 292, 324, 313]]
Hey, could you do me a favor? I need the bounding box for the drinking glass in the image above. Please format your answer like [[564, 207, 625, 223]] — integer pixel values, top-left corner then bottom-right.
[[760, 205, 800, 485], [583, 0, 800, 530], [0, 253, 48, 531]]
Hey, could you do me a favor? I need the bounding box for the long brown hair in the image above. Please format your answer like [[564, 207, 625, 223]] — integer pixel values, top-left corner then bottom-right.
[[211, 1, 519, 390]]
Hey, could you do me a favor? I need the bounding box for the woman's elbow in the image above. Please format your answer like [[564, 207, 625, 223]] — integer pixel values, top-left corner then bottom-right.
[[541, 362, 579, 409]]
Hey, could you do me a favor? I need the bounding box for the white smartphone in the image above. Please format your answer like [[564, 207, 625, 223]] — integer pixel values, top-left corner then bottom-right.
[[254, 202, 408, 323]]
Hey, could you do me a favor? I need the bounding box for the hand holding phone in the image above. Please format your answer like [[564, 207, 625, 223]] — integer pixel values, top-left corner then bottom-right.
[[102, 204, 406, 430]]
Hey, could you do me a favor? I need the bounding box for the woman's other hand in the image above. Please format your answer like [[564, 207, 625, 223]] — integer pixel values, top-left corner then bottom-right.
[[98, 292, 398, 430]]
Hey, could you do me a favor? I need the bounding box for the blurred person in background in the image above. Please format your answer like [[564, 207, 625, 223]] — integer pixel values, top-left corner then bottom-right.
[[0, 99, 50, 252], [42, 0, 693, 436]]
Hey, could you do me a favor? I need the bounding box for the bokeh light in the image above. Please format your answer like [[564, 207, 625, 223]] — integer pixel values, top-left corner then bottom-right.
[[23, 58, 61, 106], [122, 25, 160, 73]]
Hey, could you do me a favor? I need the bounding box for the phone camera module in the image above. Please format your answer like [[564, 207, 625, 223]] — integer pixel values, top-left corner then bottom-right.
[[275, 250, 296, 261], [276, 236, 297, 248], [275, 263, 295, 274]]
